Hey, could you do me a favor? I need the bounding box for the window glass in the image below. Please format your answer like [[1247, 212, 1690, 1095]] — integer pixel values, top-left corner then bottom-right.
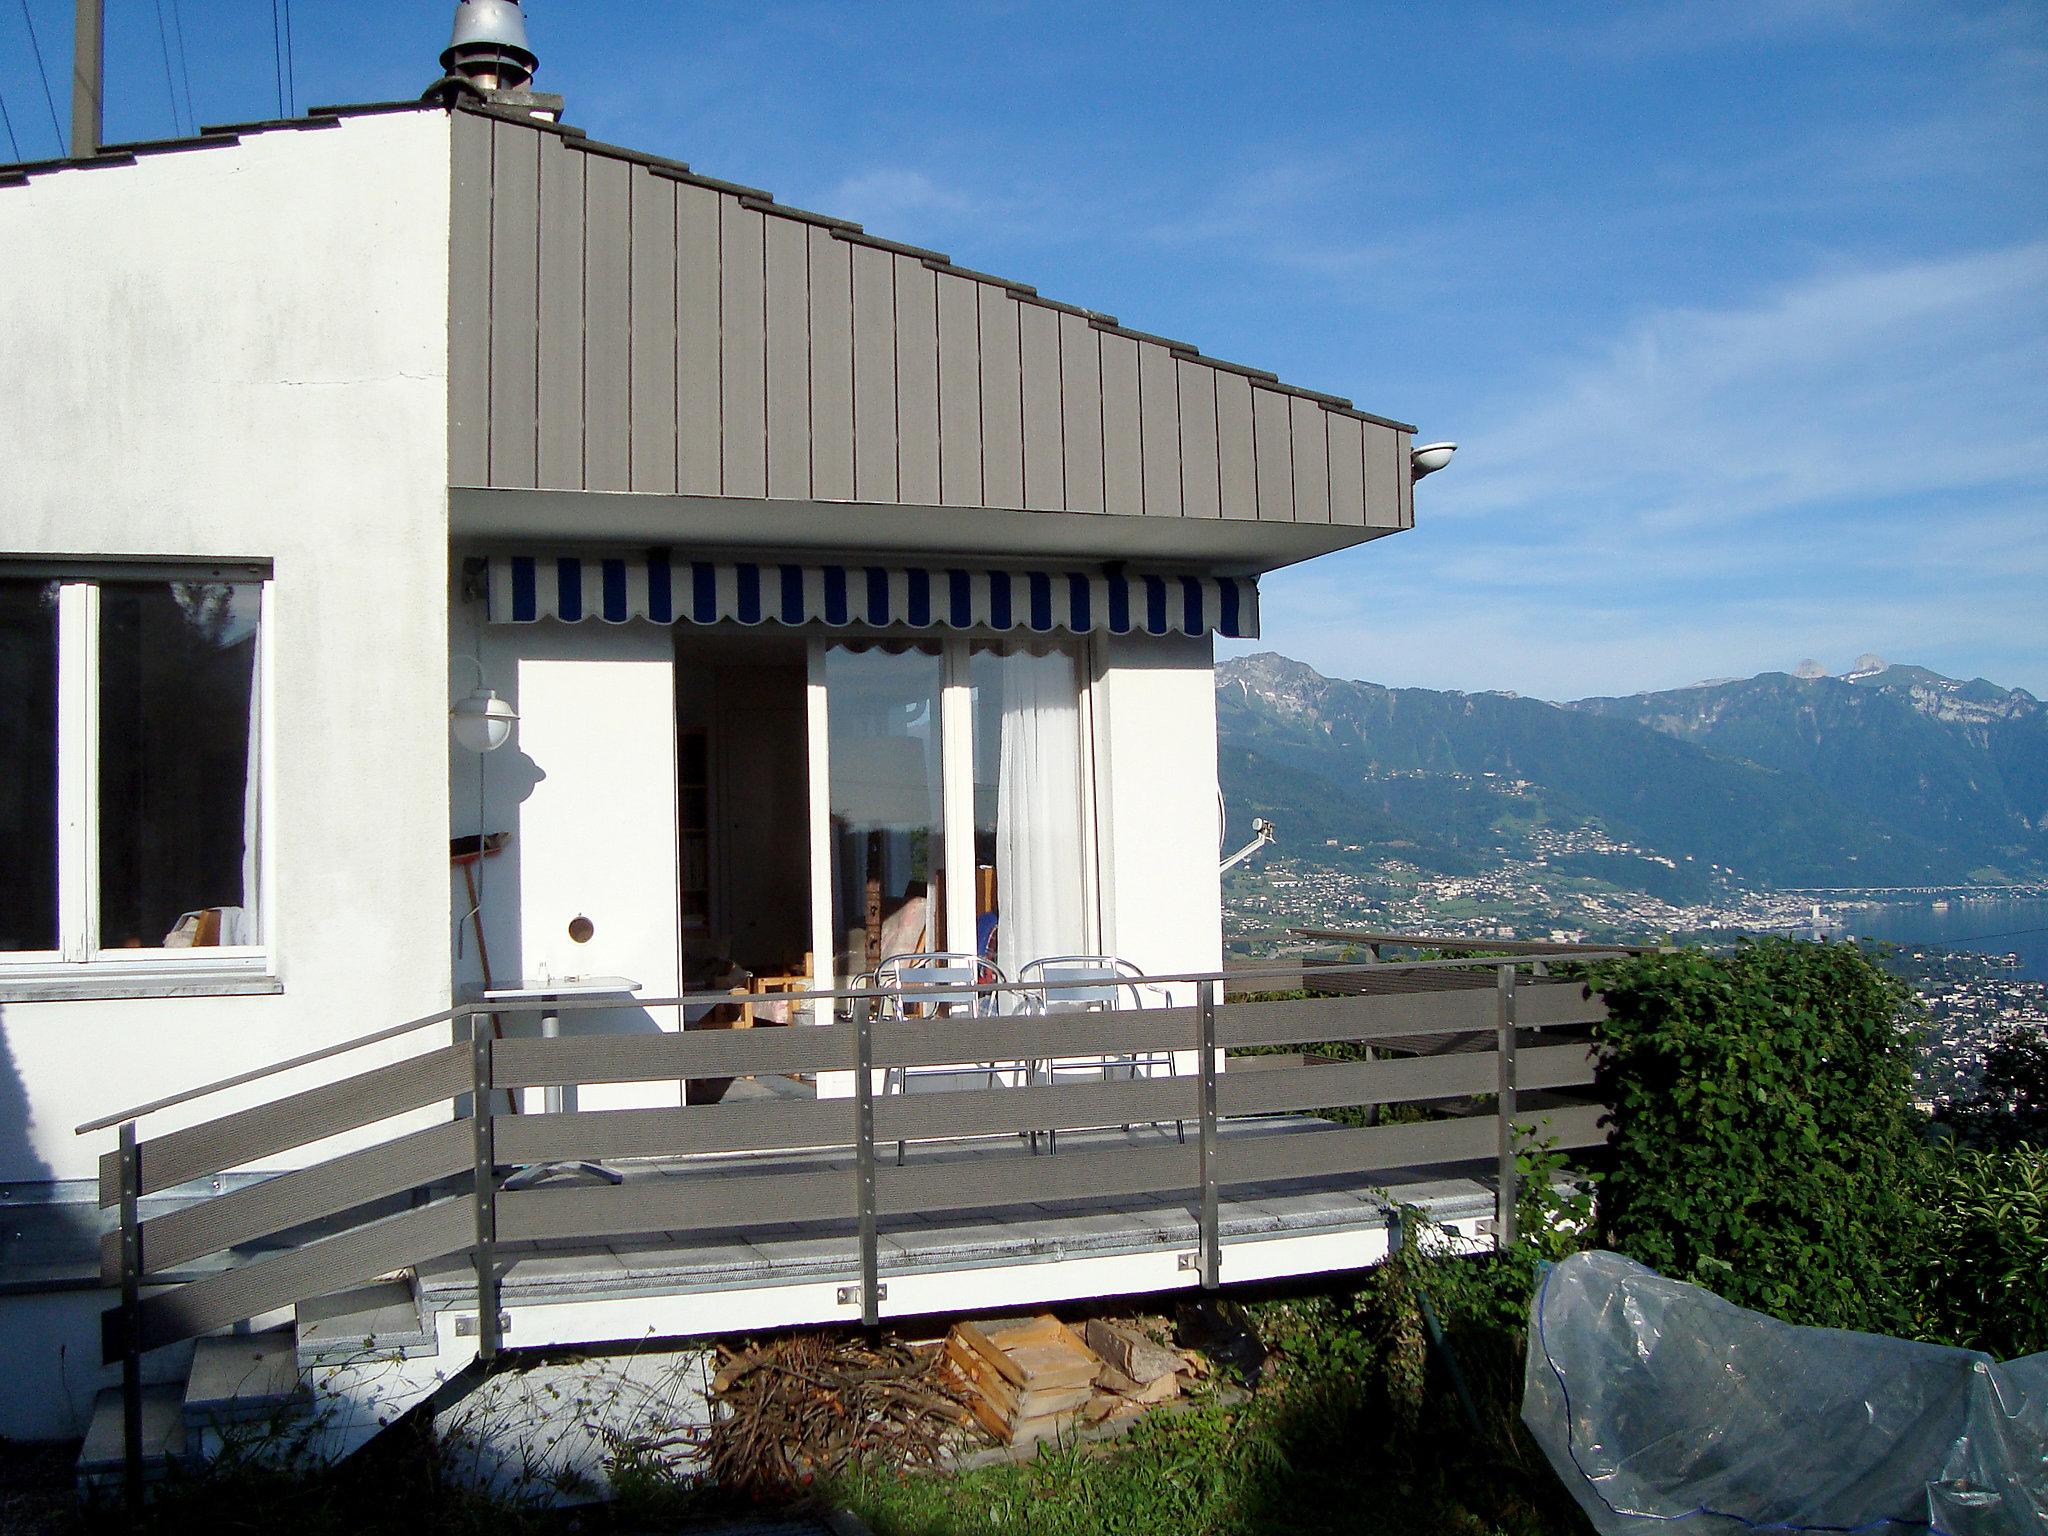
[[97, 582, 261, 949], [970, 644, 1089, 979], [0, 579, 60, 952], [826, 644, 944, 981]]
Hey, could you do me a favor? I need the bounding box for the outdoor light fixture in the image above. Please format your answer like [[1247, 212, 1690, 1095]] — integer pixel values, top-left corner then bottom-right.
[[451, 655, 517, 753], [1410, 441, 1458, 480]]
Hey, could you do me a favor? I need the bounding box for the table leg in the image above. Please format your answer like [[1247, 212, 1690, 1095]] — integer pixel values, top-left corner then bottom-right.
[[505, 999, 622, 1188]]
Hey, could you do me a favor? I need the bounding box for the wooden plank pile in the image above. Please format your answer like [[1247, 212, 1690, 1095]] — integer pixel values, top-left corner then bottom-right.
[[942, 1314, 1207, 1447]]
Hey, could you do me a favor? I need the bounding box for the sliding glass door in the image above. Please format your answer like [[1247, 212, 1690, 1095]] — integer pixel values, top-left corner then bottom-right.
[[969, 645, 1090, 983], [823, 643, 947, 983], [815, 636, 1094, 990]]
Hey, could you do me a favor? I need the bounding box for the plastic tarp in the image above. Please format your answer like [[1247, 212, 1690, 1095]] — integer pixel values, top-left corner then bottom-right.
[[1523, 1250, 2048, 1535]]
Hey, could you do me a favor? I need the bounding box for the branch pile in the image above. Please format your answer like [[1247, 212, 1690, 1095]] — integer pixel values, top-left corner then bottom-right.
[[702, 1332, 976, 1494]]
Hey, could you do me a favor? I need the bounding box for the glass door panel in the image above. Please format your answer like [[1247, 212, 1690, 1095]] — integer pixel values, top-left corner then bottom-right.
[[825, 644, 946, 981]]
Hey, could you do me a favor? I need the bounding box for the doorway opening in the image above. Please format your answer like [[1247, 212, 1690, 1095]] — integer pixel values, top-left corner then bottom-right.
[[673, 629, 812, 1015]]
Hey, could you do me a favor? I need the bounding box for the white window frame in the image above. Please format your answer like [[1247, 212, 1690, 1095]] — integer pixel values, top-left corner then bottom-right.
[[805, 633, 1101, 996], [0, 569, 277, 999]]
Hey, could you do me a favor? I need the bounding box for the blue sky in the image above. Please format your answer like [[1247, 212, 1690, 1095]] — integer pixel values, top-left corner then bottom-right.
[[6, 1, 2044, 699]]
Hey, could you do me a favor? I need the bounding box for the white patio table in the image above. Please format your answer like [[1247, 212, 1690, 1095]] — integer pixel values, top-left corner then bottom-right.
[[478, 974, 641, 1187]]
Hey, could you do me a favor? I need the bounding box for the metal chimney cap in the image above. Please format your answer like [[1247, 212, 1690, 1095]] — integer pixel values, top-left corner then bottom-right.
[[442, 0, 537, 76]]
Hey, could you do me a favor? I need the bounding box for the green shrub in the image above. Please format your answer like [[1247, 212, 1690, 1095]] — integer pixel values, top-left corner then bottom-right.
[[1588, 939, 1927, 1333], [1913, 1140, 2048, 1359]]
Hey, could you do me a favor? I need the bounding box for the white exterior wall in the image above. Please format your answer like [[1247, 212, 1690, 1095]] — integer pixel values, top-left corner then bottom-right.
[[1093, 632, 1225, 991], [452, 596, 685, 1106], [0, 112, 456, 1186]]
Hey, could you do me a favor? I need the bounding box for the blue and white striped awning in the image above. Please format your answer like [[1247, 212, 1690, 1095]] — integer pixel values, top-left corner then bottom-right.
[[486, 555, 1259, 639]]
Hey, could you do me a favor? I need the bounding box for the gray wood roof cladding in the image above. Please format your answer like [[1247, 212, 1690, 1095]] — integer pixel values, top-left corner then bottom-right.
[[449, 107, 1416, 534]]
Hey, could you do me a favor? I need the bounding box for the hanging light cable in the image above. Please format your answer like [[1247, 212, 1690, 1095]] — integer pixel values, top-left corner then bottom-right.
[[151, 0, 182, 135], [16, 0, 64, 155]]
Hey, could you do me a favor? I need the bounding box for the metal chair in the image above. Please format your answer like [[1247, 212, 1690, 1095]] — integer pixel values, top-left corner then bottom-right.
[[1015, 955, 1180, 1151], [873, 952, 1013, 1163]]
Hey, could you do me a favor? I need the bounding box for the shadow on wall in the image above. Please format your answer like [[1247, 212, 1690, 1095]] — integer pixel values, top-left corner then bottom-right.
[[0, 1004, 55, 1189]]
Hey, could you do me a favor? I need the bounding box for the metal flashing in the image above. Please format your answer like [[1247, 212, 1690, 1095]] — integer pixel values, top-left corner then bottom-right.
[[829, 227, 954, 265], [738, 195, 860, 233]]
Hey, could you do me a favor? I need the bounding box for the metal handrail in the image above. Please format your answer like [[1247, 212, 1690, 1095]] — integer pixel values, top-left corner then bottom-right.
[[1287, 927, 1672, 956], [476, 950, 1623, 1017], [74, 1004, 467, 1136]]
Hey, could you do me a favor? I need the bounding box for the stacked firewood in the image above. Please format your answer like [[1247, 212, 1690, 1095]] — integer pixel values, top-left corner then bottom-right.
[[702, 1332, 976, 1493], [942, 1314, 1208, 1447]]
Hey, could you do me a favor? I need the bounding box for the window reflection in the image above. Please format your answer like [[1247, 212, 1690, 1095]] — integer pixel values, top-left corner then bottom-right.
[[0, 580, 60, 952], [98, 582, 261, 949], [826, 644, 944, 981]]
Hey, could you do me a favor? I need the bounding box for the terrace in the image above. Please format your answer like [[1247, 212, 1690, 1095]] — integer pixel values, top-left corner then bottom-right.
[[79, 948, 1611, 1487]]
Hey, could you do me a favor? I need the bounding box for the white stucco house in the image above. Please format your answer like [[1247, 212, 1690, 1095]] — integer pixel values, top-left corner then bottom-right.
[[0, 11, 1524, 1465]]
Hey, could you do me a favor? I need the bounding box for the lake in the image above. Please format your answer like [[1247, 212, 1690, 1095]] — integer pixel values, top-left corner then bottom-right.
[[1847, 897, 2048, 982]]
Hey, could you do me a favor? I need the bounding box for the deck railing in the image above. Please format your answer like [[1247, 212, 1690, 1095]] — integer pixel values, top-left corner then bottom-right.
[[81, 953, 1614, 1492]]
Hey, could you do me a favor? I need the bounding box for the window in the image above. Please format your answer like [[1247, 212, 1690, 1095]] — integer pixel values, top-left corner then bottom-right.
[[0, 570, 269, 984]]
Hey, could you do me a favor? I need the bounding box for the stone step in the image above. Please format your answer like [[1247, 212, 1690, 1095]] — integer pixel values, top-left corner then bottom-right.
[[77, 1383, 185, 1490], [295, 1275, 434, 1362], [184, 1326, 310, 1440]]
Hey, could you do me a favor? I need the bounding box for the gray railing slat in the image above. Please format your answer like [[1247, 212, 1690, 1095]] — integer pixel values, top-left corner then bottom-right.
[[1213, 1116, 1500, 1185], [1216, 1053, 1497, 1117], [1212, 983, 1601, 1050], [878, 1139, 1200, 1216], [496, 1166, 852, 1243], [491, 1023, 857, 1088], [1512, 1101, 1610, 1149], [121, 1196, 474, 1358], [110, 1120, 473, 1281], [1517, 1042, 1602, 1091], [874, 1075, 1198, 1142], [871, 1009, 1195, 1069], [105, 1043, 473, 1203], [1214, 992, 1491, 1049], [494, 1097, 856, 1164], [1515, 984, 1607, 1028]]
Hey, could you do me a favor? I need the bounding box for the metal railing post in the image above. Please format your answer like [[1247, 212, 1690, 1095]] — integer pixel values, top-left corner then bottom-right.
[[116, 1120, 142, 1504], [1197, 979, 1220, 1290], [469, 1017, 502, 1361], [853, 995, 880, 1327], [1495, 964, 1519, 1250]]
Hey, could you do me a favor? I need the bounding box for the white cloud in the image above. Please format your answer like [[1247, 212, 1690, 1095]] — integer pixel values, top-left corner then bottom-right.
[[1249, 240, 2048, 698]]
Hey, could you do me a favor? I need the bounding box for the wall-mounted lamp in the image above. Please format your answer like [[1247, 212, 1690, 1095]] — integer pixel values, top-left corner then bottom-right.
[[451, 655, 518, 753], [1410, 441, 1458, 480]]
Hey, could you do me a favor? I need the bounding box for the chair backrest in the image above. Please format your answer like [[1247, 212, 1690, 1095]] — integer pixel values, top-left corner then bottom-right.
[[876, 951, 1005, 1017], [1017, 954, 1146, 1011]]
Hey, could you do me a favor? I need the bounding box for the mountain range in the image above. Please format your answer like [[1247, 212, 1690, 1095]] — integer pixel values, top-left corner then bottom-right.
[[1216, 653, 2048, 895]]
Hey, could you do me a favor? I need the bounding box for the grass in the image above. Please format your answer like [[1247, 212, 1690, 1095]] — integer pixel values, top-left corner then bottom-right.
[[831, 1254, 1590, 1536], [7, 1249, 1588, 1536]]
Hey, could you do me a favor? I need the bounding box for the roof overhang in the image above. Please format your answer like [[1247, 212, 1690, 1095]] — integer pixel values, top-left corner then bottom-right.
[[451, 487, 1396, 576]]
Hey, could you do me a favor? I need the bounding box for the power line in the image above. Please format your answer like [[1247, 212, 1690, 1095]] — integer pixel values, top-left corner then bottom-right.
[[16, 0, 64, 155], [280, 0, 295, 116], [151, 0, 183, 135], [268, 0, 284, 117], [0, 85, 20, 160], [168, 0, 197, 136], [1880, 922, 2048, 949]]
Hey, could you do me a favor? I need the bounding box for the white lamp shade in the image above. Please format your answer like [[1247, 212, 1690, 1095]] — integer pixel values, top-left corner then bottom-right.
[[452, 688, 518, 752]]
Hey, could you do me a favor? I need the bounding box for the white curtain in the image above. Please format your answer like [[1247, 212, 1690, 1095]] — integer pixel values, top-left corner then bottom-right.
[[994, 650, 1086, 982]]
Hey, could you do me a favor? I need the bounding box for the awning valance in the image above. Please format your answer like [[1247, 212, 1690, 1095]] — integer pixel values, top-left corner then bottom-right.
[[485, 555, 1258, 639]]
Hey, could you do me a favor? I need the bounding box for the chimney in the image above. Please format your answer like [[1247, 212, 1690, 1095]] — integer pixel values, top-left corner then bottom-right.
[[431, 1, 562, 120]]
